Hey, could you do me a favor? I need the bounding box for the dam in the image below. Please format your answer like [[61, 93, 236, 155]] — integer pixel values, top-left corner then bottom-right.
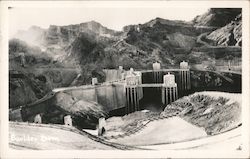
[[9, 61, 241, 129]]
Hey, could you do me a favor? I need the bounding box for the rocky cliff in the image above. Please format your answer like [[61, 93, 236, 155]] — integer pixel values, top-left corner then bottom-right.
[[12, 9, 242, 71], [206, 14, 242, 46], [193, 8, 241, 27], [9, 71, 51, 108]]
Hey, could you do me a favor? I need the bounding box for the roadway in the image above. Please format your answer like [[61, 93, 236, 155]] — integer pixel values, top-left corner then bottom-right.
[[139, 126, 241, 150], [139, 68, 189, 73], [9, 122, 139, 150], [9, 122, 115, 150]]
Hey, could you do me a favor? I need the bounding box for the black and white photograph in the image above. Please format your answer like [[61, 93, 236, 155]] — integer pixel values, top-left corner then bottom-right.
[[1, 0, 250, 158]]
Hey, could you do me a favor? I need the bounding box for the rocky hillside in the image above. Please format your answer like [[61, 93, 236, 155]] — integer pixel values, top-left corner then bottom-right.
[[122, 18, 199, 66], [9, 39, 80, 108], [193, 8, 241, 27], [9, 38, 54, 69], [9, 70, 51, 108], [11, 8, 242, 70], [206, 14, 242, 46], [14, 21, 122, 63], [193, 8, 242, 47]]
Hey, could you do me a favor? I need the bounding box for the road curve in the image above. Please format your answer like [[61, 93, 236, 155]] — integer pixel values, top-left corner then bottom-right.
[[9, 122, 142, 150], [139, 126, 241, 150]]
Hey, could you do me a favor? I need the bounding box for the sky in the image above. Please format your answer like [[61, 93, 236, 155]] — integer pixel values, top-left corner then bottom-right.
[[9, 7, 210, 36]]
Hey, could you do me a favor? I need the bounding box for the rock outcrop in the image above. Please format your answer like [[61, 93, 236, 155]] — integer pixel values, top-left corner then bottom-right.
[[52, 92, 107, 129], [206, 14, 242, 46], [193, 8, 241, 27], [9, 71, 51, 108], [161, 92, 241, 135]]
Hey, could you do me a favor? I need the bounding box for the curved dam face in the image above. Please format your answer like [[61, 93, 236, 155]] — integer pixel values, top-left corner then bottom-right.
[[9, 68, 241, 129]]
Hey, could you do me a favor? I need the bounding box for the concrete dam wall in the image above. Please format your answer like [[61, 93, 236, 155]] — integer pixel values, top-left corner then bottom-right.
[[62, 84, 126, 112]]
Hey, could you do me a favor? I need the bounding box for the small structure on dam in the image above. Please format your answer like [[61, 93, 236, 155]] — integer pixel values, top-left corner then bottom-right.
[[162, 73, 178, 105], [119, 66, 123, 70], [64, 115, 72, 126], [98, 117, 106, 136], [119, 66, 125, 80], [125, 68, 143, 114], [92, 78, 98, 85], [153, 62, 162, 83], [179, 61, 191, 90], [34, 114, 42, 124]]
